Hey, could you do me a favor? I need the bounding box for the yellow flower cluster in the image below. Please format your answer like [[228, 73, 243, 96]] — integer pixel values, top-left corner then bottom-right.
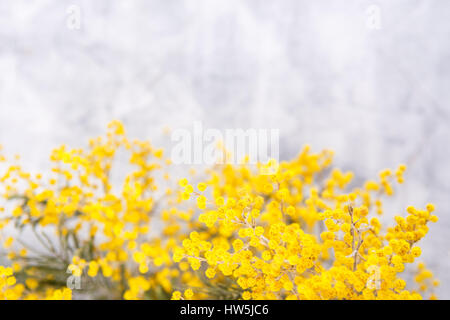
[[0, 122, 439, 300], [0, 265, 71, 300], [171, 146, 439, 300], [0, 266, 22, 300], [0, 121, 177, 299]]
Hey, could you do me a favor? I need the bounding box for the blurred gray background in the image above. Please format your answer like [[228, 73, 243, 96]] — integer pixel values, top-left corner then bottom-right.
[[0, 0, 449, 298]]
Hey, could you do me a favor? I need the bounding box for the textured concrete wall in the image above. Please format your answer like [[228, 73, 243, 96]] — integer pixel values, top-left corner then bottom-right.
[[0, 0, 449, 298]]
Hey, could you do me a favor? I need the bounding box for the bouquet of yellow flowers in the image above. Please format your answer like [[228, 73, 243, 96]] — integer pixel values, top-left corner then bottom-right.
[[0, 121, 439, 300]]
